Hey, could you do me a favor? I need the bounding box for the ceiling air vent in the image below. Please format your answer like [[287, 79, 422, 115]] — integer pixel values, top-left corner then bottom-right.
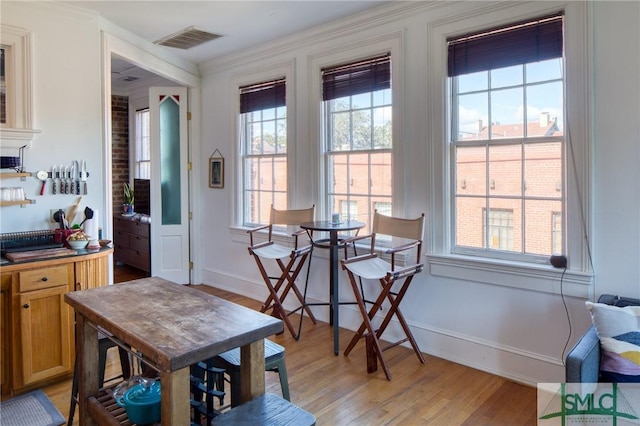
[[153, 26, 222, 50]]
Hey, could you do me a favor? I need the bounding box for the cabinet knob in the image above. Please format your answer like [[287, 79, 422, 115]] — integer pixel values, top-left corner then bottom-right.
[[41, 276, 48, 282], [23, 303, 29, 309]]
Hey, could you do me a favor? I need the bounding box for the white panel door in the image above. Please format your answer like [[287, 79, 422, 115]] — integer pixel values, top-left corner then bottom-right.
[[149, 87, 190, 284]]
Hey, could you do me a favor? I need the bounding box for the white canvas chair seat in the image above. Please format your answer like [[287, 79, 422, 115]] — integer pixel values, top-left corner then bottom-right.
[[251, 243, 296, 260], [247, 205, 317, 340], [343, 256, 391, 280], [340, 211, 426, 380]]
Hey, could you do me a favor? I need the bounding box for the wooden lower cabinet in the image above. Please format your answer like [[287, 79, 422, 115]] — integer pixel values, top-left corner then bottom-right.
[[0, 248, 112, 398], [1, 273, 11, 397]]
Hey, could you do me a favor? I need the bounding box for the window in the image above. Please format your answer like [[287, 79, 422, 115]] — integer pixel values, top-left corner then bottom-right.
[[240, 78, 287, 226], [322, 54, 392, 233], [134, 108, 150, 179], [449, 14, 564, 262], [484, 208, 514, 251]]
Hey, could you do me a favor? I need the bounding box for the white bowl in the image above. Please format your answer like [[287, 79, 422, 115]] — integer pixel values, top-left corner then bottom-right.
[[68, 239, 89, 249]]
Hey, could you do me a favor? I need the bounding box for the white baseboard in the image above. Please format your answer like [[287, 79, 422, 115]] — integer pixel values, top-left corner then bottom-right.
[[201, 267, 565, 386]]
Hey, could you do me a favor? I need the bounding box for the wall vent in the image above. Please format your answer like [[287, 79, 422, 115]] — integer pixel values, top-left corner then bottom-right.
[[154, 26, 221, 50]]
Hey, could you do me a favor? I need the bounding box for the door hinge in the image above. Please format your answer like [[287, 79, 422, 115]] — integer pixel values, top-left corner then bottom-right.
[[187, 162, 192, 171], [189, 261, 193, 270], [187, 112, 192, 120], [188, 212, 193, 220]]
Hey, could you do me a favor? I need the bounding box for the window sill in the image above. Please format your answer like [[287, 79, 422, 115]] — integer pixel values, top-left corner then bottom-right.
[[425, 254, 593, 298]]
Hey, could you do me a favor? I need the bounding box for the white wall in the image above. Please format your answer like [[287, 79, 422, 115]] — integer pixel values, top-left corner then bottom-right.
[[198, 1, 640, 385], [1, 3, 105, 232]]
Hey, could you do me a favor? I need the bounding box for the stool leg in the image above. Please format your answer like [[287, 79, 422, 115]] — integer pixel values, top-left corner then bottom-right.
[[67, 357, 79, 426], [274, 359, 290, 401]]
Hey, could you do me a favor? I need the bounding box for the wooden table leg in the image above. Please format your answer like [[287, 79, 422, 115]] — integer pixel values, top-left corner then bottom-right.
[[77, 315, 98, 426], [160, 367, 190, 425], [239, 339, 266, 404]]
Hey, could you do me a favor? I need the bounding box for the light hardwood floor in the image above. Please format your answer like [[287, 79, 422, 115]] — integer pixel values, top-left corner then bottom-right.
[[43, 281, 537, 425]]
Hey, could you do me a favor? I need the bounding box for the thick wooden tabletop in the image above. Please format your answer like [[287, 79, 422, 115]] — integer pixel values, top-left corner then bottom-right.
[[65, 277, 283, 372]]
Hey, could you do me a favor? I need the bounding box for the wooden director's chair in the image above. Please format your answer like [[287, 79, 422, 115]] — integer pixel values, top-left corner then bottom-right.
[[341, 211, 426, 380], [247, 205, 317, 340]]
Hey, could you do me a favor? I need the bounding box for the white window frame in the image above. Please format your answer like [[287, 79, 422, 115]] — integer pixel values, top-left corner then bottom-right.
[[309, 34, 404, 230], [426, 1, 592, 296], [134, 108, 150, 179], [323, 66, 393, 233], [231, 62, 295, 229]]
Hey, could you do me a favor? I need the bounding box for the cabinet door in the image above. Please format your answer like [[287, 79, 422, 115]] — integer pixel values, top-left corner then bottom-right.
[[15, 285, 73, 387], [0, 273, 11, 397], [74, 256, 110, 290]]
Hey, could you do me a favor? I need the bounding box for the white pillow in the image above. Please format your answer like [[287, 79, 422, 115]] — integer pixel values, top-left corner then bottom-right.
[[585, 301, 640, 382]]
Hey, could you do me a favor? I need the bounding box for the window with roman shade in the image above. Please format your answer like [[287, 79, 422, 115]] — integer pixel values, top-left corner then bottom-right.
[[321, 53, 392, 234], [240, 78, 287, 227]]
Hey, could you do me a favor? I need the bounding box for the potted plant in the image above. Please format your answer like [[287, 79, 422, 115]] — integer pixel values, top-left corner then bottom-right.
[[123, 182, 135, 215]]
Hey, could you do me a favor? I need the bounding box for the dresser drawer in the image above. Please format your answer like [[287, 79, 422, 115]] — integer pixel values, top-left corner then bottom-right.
[[117, 219, 150, 238], [18, 265, 70, 292], [130, 235, 149, 254]]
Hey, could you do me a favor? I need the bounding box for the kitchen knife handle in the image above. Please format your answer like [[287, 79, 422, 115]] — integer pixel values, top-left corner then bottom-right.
[[52, 179, 57, 195]]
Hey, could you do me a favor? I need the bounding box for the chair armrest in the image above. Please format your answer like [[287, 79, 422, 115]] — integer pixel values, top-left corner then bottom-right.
[[385, 240, 420, 254], [342, 234, 374, 258], [247, 224, 271, 246], [566, 326, 600, 383], [341, 253, 377, 268]]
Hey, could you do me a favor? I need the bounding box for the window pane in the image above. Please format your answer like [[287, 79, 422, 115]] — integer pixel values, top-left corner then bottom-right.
[[456, 196, 486, 248], [351, 92, 371, 109], [373, 105, 392, 149], [456, 92, 488, 140], [526, 58, 563, 83], [330, 110, 351, 151], [526, 81, 563, 134], [485, 207, 515, 251], [491, 64, 523, 89], [456, 145, 487, 196], [159, 96, 181, 225], [353, 109, 372, 150], [488, 144, 522, 196], [490, 87, 523, 139], [348, 153, 369, 195], [524, 142, 562, 198], [370, 152, 392, 196], [457, 70, 487, 93], [486, 199, 521, 252], [328, 154, 349, 196], [524, 199, 562, 255]]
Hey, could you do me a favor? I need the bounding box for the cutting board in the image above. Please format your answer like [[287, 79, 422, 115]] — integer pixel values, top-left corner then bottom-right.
[[6, 247, 77, 261]]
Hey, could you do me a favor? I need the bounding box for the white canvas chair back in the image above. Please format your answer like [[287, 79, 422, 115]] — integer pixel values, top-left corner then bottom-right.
[[270, 205, 315, 226], [373, 211, 425, 241]]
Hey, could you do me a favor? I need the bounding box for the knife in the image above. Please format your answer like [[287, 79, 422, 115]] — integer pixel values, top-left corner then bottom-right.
[[70, 162, 76, 195], [52, 165, 57, 195], [81, 161, 87, 195], [75, 160, 81, 195]]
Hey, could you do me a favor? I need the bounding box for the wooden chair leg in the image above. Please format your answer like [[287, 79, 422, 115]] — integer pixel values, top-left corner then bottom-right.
[[343, 271, 392, 380]]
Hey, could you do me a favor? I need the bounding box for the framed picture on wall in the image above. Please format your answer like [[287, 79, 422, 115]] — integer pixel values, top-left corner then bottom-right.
[[209, 156, 224, 188]]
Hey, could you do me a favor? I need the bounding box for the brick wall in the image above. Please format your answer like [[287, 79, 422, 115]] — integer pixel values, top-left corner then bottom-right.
[[112, 95, 129, 210]]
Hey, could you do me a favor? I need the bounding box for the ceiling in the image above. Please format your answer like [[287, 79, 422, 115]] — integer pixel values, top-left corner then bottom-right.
[[61, 1, 390, 91], [62, 1, 390, 62]]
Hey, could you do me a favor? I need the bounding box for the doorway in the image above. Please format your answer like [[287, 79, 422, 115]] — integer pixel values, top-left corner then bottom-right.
[[104, 41, 197, 284]]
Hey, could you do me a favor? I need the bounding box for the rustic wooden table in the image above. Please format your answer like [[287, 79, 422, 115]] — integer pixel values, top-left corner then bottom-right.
[[64, 277, 283, 425]]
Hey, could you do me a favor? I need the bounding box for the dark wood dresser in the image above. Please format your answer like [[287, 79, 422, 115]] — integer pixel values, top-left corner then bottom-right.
[[113, 214, 151, 273]]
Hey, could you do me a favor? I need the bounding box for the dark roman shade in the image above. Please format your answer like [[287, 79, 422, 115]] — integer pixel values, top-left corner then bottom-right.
[[448, 13, 563, 77], [240, 78, 286, 114], [322, 53, 391, 101]]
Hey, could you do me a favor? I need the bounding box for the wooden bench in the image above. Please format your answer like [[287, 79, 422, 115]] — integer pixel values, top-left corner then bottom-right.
[[211, 393, 315, 425]]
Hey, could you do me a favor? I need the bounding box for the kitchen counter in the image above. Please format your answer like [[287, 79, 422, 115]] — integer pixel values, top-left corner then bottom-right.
[[0, 245, 113, 269]]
